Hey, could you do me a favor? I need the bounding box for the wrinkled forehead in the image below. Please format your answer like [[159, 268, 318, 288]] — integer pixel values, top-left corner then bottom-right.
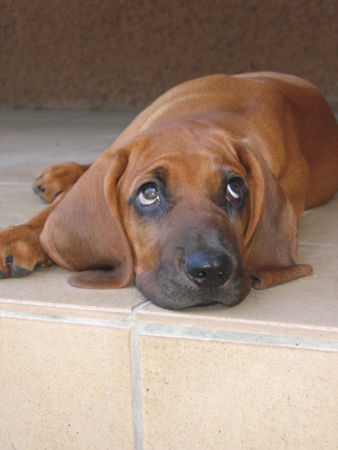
[[124, 125, 246, 194]]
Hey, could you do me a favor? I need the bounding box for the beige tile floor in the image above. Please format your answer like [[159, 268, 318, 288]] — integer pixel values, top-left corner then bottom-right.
[[0, 110, 337, 450]]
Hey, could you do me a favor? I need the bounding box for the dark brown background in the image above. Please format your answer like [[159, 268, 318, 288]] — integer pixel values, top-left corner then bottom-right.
[[1, 0, 337, 110]]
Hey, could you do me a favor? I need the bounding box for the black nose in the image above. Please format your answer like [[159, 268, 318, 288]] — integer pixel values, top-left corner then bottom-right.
[[183, 250, 233, 288]]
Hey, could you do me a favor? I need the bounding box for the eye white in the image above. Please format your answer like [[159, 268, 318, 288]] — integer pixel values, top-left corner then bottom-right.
[[137, 184, 161, 207], [227, 183, 240, 199], [138, 191, 159, 206]]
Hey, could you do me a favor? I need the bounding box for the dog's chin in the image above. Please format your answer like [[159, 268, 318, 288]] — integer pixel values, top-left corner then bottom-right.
[[135, 268, 251, 310]]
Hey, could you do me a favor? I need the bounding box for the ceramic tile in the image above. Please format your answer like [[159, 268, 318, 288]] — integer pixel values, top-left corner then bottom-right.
[[0, 146, 102, 184], [299, 193, 338, 245], [0, 184, 46, 228], [139, 335, 338, 450], [0, 267, 145, 321], [0, 110, 136, 182], [0, 318, 134, 450]]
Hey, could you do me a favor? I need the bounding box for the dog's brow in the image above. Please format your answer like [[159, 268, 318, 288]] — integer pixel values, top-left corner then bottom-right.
[[139, 169, 166, 186], [219, 166, 243, 180]]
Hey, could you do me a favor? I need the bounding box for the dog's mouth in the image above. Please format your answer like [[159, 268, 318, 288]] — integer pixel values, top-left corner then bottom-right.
[[135, 257, 250, 310]]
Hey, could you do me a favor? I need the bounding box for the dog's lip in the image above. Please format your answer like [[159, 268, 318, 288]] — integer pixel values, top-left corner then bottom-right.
[[148, 287, 244, 310], [137, 273, 242, 310], [145, 290, 223, 310], [135, 256, 249, 309], [135, 270, 217, 309]]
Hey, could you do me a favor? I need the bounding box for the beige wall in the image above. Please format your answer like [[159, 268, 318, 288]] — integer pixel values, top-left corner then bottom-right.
[[1, 0, 337, 110]]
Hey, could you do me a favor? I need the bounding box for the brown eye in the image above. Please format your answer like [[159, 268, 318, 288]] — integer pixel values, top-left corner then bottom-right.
[[226, 178, 242, 203], [138, 183, 160, 207]]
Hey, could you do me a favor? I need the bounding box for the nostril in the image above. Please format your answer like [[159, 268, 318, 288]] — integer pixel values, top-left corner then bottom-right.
[[192, 270, 208, 284], [184, 250, 233, 288], [196, 271, 206, 278]]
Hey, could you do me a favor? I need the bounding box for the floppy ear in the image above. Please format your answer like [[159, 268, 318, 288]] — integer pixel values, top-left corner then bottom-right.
[[40, 148, 133, 289], [237, 145, 312, 289]]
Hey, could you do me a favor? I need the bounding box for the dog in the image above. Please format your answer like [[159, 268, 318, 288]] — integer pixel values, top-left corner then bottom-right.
[[0, 72, 337, 310]]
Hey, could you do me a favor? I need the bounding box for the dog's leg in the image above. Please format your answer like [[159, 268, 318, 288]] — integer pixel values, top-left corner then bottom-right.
[[33, 163, 90, 203], [0, 193, 66, 278]]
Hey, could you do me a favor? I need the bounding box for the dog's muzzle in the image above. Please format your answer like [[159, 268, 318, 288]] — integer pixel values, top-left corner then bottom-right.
[[183, 249, 233, 289]]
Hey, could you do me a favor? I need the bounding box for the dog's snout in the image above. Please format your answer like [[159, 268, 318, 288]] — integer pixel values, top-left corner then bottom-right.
[[184, 250, 233, 288]]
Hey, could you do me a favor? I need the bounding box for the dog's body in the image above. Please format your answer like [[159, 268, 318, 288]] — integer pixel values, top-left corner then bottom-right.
[[1, 72, 337, 309]]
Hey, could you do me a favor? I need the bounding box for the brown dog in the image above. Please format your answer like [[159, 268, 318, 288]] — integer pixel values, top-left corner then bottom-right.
[[0, 72, 337, 309]]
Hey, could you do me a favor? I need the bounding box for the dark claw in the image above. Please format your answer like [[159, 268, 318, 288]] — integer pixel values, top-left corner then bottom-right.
[[54, 190, 62, 199], [11, 266, 31, 277], [4, 255, 13, 266], [33, 262, 41, 271], [39, 192, 48, 202], [3, 256, 31, 278]]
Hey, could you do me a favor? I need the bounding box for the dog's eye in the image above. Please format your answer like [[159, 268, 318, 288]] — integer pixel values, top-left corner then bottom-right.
[[226, 178, 243, 203], [137, 183, 160, 207]]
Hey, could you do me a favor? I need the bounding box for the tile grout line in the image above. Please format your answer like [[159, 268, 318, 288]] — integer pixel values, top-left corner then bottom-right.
[[0, 309, 133, 329], [134, 322, 338, 352], [3, 305, 338, 352], [131, 300, 151, 450]]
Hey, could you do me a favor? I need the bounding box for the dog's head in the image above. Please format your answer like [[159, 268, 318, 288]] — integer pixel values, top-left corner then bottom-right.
[[41, 120, 300, 309]]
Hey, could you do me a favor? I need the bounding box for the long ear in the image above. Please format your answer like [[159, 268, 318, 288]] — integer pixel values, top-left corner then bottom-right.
[[237, 145, 312, 289], [40, 148, 133, 289]]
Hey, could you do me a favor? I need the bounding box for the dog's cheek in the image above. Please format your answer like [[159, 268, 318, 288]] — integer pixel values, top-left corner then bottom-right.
[[133, 244, 160, 277], [124, 216, 161, 276]]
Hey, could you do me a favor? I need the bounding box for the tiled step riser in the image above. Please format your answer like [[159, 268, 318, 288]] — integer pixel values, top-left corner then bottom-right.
[[1, 315, 338, 450]]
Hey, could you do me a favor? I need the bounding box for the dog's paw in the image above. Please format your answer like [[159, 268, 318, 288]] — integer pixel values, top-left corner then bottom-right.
[[33, 162, 87, 203], [0, 224, 51, 278]]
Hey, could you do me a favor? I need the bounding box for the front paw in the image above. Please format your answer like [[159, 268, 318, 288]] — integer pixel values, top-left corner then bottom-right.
[[0, 225, 51, 279], [33, 162, 86, 203]]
